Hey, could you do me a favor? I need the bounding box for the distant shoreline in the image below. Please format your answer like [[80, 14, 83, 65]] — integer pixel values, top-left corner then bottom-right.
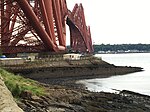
[[93, 43, 150, 54], [96, 51, 150, 54]]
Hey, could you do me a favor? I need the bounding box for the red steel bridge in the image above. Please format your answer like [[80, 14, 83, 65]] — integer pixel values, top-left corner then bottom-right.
[[0, 0, 94, 54]]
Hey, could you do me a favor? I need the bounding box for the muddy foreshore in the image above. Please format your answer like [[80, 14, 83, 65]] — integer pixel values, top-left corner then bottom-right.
[[4, 57, 149, 112]]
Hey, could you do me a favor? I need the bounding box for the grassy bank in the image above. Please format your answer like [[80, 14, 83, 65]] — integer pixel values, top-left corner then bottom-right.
[[0, 68, 45, 98]]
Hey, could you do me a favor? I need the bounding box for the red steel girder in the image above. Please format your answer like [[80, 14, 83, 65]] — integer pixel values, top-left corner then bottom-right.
[[67, 19, 87, 53], [39, 0, 56, 45], [0, 0, 45, 53], [67, 4, 94, 53], [52, 0, 65, 47], [0, 0, 93, 54], [15, 0, 58, 51]]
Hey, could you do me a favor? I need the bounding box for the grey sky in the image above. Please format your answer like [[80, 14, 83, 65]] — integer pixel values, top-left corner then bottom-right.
[[66, 0, 150, 45]]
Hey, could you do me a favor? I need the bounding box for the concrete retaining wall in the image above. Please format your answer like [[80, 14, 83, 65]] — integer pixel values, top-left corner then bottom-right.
[[0, 76, 23, 112]]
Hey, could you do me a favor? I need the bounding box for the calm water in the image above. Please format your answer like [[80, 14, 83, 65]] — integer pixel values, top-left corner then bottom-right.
[[77, 53, 150, 96]]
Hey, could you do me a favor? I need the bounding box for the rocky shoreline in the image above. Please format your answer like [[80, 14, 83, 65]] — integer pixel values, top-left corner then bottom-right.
[[17, 83, 150, 112], [2, 57, 149, 112]]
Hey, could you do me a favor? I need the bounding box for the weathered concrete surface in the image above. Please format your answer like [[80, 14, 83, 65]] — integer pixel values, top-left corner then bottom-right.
[[6, 59, 143, 81], [0, 76, 23, 112]]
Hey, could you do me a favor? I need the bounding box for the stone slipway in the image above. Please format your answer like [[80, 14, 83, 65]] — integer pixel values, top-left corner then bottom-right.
[[5, 57, 143, 81]]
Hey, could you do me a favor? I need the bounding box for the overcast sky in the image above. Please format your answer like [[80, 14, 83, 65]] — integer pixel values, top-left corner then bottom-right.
[[66, 0, 150, 45]]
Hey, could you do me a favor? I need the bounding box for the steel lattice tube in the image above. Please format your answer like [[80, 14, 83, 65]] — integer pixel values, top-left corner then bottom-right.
[[52, 0, 65, 46], [15, 0, 58, 51], [39, 0, 56, 45]]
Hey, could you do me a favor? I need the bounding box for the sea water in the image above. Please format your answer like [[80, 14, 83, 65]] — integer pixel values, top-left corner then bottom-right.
[[77, 53, 150, 96]]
